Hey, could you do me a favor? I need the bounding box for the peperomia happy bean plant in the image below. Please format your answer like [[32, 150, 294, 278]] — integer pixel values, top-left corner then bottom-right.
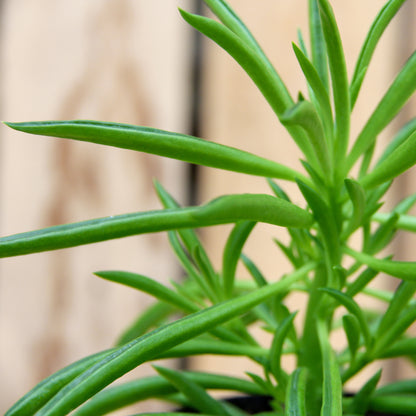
[[1, 0, 416, 415]]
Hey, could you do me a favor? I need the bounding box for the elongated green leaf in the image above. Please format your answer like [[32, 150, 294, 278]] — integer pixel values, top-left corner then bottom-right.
[[346, 51, 416, 172], [376, 281, 416, 341], [320, 288, 372, 349], [309, 0, 329, 91], [74, 371, 264, 416], [373, 212, 416, 233], [178, 10, 292, 116], [154, 366, 231, 416], [95, 271, 198, 312], [222, 221, 256, 297], [343, 179, 366, 236], [285, 367, 308, 416], [292, 43, 333, 143], [361, 130, 416, 189], [373, 304, 416, 357], [5, 120, 303, 182], [241, 253, 268, 287], [317, 319, 342, 416], [366, 213, 399, 255], [374, 377, 416, 396], [202, 0, 293, 106], [0, 193, 313, 258], [369, 394, 416, 416], [350, 0, 407, 108], [297, 180, 340, 263], [178, 10, 318, 166], [380, 337, 416, 359], [269, 312, 298, 385], [342, 314, 361, 361], [156, 338, 268, 360], [347, 369, 382, 415], [5, 350, 114, 416], [116, 302, 174, 346], [280, 100, 331, 175], [154, 181, 219, 292], [375, 118, 416, 166], [344, 247, 416, 281], [317, 0, 350, 166], [28, 264, 313, 416]]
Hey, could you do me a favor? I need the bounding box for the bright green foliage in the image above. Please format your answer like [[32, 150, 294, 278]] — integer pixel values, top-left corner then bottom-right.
[[1, 0, 415, 415]]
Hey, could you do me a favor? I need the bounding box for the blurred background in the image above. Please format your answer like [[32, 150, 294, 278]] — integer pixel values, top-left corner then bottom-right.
[[0, 0, 415, 413]]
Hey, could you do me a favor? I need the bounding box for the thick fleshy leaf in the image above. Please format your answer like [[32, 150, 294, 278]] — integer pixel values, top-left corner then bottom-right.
[[95, 271, 198, 312], [346, 51, 416, 171], [5, 120, 304, 182], [0, 193, 313, 258], [308, 0, 329, 91], [178, 10, 319, 166], [74, 371, 264, 416], [344, 178, 366, 236], [222, 221, 256, 297], [285, 367, 308, 416], [317, 0, 350, 166], [344, 247, 416, 281], [317, 319, 342, 416], [347, 370, 382, 415], [292, 43, 333, 142], [361, 130, 416, 189], [350, 0, 407, 108], [280, 100, 331, 174], [342, 314, 361, 361], [24, 265, 313, 416], [154, 366, 231, 416], [320, 288, 371, 349], [4, 351, 114, 416]]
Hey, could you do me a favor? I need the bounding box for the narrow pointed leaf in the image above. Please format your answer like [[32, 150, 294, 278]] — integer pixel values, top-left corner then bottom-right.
[[5, 120, 302, 182], [280, 100, 331, 174], [376, 281, 416, 339], [178, 10, 292, 116], [74, 371, 264, 416], [28, 265, 313, 416], [285, 367, 308, 416], [317, 0, 350, 164], [320, 288, 371, 349], [344, 179, 366, 236], [0, 193, 313, 258], [292, 43, 333, 141], [345, 247, 416, 281], [375, 118, 416, 166], [95, 271, 198, 312], [317, 319, 342, 416], [202, 0, 292, 106], [309, 0, 329, 90], [360, 130, 416, 189], [179, 10, 318, 166], [222, 221, 256, 297], [347, 370, 382, 415], [342, 314, 361, 361], [350, 0, 407, 108], [153, 366, 231, 416], [5, 350, 114, 416], [347, 51, 416, 171], [269, 312, 298, 384]]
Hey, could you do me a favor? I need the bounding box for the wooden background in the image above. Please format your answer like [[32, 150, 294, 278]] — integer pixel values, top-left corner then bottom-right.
[[0, 0, 415, 414]]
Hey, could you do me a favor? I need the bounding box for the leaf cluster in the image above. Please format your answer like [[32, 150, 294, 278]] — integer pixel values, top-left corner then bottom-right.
[[1, 0, 416, 415]]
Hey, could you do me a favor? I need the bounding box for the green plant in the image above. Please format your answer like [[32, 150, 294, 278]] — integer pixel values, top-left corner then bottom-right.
[[1, 0, 416, 414]]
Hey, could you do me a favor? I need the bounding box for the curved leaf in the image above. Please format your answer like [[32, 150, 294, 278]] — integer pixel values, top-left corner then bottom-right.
[[346, 51, 416, 171], [0, 193, 313, 258], [25, 264, 313, 416], [5, 120, 303, 182]]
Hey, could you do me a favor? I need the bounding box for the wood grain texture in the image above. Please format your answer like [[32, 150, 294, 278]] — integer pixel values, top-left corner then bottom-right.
[[0, 0, 192, 413]]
